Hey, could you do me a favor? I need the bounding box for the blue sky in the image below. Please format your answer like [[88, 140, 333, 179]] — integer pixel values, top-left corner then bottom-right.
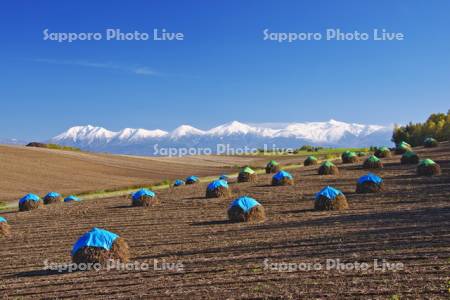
[[1, 0, 449, 140]]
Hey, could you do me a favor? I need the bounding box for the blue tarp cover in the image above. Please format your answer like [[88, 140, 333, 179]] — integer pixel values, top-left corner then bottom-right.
[[45, 192, 61, 198], [207, 180, 228, 191], [0, 217, 7, 223], [273, 170, 293, 181], [315, 186, 342, 200], [219, 175, 229, 180], [64, 195, 81, 202], [72, 227, 119, 255], [186, 176, 199, 182], [19, 193, 40, 205], [132, 189, 155, 200], [174, 180, 185, 186], [358, 173, 383, 185], [229, 196, 261, 213]]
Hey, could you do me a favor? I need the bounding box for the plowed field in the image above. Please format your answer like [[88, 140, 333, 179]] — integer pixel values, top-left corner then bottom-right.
[[0, 143, 449, 299]]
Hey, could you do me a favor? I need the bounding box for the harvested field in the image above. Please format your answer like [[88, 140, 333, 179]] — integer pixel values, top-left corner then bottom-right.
[[0, 145, 240, 202], [0, 143, 449, 298]]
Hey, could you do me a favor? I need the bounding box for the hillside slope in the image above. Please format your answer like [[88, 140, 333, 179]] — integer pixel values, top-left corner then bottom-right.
[[0, 145, 245, 201]]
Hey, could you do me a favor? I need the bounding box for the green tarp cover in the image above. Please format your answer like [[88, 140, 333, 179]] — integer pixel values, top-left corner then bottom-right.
[[398, 141, 411, 149], [347, 152, 357, 158], [241, 167, 255, 174], [322, 161, 335, 167], [342, 151, 356, 158], [367, 155, 380, 162], [420, 159, 436, 166], [267, 160, 279, 166], [307, 156, 317, 161], [402, 151, 417, 158]]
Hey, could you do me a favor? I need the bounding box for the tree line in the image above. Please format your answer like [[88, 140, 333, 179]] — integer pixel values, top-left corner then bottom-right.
[[392, 110, 450, 146]]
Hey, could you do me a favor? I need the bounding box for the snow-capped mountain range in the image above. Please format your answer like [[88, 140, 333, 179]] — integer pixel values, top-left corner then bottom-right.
[[48, 120, 393, 156]]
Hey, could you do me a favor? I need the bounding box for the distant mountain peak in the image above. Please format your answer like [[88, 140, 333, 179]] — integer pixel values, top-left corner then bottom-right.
[[50, 120, 393, 155], [208, 120, 255, 135], [117, 128, 168, 141], [170, 125, 205, 138]]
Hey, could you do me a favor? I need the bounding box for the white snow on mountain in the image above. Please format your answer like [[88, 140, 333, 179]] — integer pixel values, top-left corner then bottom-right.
[[276, 119, 385, 142], [116, 128, 168, 141], [208, 121, 278, 137], [53, 125, 168, 145], [49, 120, 393, 155], [53, 125, 116, 143], [170, 125, 205, 139]]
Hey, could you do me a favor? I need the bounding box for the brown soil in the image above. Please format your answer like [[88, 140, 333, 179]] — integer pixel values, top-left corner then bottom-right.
[[395, 147, 410, 155], [228, 205, 266, 222], [363, 159, 384, 169], [356, 181, 384, 193], [318, 165, 339, 175], [205, 186, 231, 199], [271, 177, 294, 186], [374, 149, 392, 158], [185, 180, 199, 185], [0, 142, 449, 299], [265, 165, 280, 174], [131, 196, 160, 207], [0, 223, 11, 237], [342, 156, 359, 164], [237, 172, 257, 183], [401, 154, 420, 165], [424, 140, 438, 148], [303, 157, 318, 166], [417, 163, 442, 176], [43, 196, 63, 205], [18, 200, 44, 212], [314, 194, 349, 211]]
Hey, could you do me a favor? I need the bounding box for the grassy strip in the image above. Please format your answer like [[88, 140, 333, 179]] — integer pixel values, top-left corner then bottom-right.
[[45, 144, 81, 152], [247, 147, 368, 157], [26, 142, 81, 152], [0, 201, 16, 211]]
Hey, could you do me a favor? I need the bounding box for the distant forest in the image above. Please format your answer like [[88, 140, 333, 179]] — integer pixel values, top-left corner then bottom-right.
[[392, 110, 450, 146]]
